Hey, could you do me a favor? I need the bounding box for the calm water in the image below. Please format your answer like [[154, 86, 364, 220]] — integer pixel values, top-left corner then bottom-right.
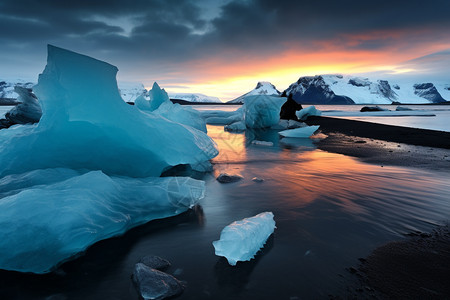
[[1, 124, 449, 299], [194, 104, 450, 132]]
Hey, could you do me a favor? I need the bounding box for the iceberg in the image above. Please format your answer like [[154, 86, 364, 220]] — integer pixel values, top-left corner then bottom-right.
[[4, 86, 42, 125], [244, 95, 287, 128], [0, 45, 218, 274], [212, 212, 276, 266], [200, 107, 244, 125], [295, 106, 322, 121], [224, 121, 246, 132], [278, 125, 320, 138], [135, 82, 207, 132], [0, 45, 218, 178], [0, 170, 204, 273]]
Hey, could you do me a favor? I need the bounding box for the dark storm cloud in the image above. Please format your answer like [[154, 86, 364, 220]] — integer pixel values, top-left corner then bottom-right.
[[1, 0, 449, 78]]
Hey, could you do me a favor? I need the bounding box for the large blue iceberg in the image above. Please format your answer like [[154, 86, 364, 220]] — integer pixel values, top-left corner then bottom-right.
[[0, 45, 218, 273]]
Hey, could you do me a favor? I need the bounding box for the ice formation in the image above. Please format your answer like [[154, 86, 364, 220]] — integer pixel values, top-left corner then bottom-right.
[[244, 95, 287, 128], [0, 170, 204, 273], [0, 45, 217, 178], [213, 212, 276, 266], [200, 107, 244, 125], [278, 125, 320, 138], [295, 106, 322, 121], [224, 121, 246, 132], [133, 263, 184, 300], [135, 82, 207, 132], [4, 86, 42, 125], [0, 45, 217, 273]]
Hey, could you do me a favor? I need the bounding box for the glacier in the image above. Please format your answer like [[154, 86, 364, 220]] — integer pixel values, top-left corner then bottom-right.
[[212, 212, 276, 266], [227, 81, 281, 104], [0, 45, 218, 273]]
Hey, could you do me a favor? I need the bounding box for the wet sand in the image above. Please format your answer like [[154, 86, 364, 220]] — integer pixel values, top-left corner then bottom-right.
[[306, 117, 450, 299], [306, 116, 450, 172]]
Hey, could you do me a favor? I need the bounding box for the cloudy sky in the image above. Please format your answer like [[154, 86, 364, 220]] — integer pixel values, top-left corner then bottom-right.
[[1, 0, 449, 100]]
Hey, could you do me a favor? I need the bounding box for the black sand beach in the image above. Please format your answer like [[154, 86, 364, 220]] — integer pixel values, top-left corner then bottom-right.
[[307, 116, 450, 299]]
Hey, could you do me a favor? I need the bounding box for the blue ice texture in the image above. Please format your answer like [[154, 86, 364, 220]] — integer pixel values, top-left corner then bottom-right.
[[0, 45, 217, 273], [244, 95, 287, 128], [295, 105, 322, 121], [212, 212, 276, 266]]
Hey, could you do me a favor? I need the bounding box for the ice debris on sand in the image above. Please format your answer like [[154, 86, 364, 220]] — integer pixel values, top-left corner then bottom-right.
[[295, 106, 322, 121], [216, 173, 243, 183], [278, 125, 320, 138], [0, 45, 217, 273], [133, 263, 184, 300], [244, 95, 287, 128], [213, 212, 276, 266], [135, 82, 207, 132]]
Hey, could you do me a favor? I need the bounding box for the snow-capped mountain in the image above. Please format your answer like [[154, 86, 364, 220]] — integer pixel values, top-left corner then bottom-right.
[[1, 79, 148, 103], [227, 81, 280, 104], [0, 80, 34, 100], [117, 82, 147, 103], [284, 74, 449, 104], [168, 93, 222, 103]]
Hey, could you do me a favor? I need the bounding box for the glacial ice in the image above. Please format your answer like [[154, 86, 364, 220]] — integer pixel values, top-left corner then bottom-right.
[[212, 212, 276, 266], [224, 121, 246, 132], [0, 170, 205, 273], [133, 263, 184, 300], [278, 125, 320, 138], [0, 45, 217, 274], [295, 106, 322, 121], [0, 45, 217, 178], [200, 107, 244, 125], [4, 86, 42, 125], [244, 95, 287, 128], [135, 82, 207, 132]]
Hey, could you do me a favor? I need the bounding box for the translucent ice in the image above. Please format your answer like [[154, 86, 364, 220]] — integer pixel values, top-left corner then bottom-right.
[[135, 82, 207, 132], [0, 170, 205, 273], [5, 86, 42, 125], [244, 95, 287, 128], [213, 212, 276, 265], [295, 106, 322, 121], [0, 45, 217, 177], [278, 125, 320, 138]]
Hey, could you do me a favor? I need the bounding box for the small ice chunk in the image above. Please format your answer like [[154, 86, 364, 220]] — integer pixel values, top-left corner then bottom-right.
[[395, 106, 413, 111], [216, 173, 243, 183], [251, 140, 273, 146], [295, 106, 322, 121], [212, 212, 276, 266], [132, 263, 184, 300], [139, 256, 171, 271], [278, 125, 320, 138], [252, 177, 264, 183]]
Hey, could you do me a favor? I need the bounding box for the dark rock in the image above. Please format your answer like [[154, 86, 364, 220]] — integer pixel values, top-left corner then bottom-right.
[[348, 78, 370, 87], [360, 106, 387, 112], [280, 94, 302, 120], [393, 84, 400, 90], [377, 80, 397, 100], [391, 101, 402, 105], [284, 75, 355, 105], [132, 263, 184, 300], [216, 173, 243, 183], [139, 256, 171, 271]]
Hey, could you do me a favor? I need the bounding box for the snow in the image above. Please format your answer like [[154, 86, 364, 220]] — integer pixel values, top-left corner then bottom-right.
[[296, 106, 322, 121], [212, 212, 276, 266], [228, 82, 281, 104], [136, 82, 207, 132], [278, 125, 320, 138], [244, 95, 287, 128], [118, 81, 147, 103], [0, 45, 217, 273], [168, 92, 222, 103]]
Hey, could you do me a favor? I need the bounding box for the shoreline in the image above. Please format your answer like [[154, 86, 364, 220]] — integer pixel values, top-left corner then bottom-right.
[[306, 117, 450, 172]]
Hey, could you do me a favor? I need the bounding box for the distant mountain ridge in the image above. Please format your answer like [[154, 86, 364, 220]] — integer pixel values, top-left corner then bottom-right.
[[283, 74, 449, 104], [227, 81, 280, 104], [168, 93, 221, 103]]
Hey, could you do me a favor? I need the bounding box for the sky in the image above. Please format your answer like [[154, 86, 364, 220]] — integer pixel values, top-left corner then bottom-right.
[[1, 0, 449, 101]]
